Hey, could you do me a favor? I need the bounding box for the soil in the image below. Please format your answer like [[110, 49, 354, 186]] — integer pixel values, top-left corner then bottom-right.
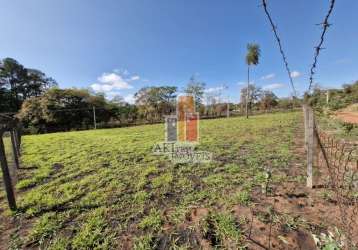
[[336, 112, 358, 124], [178, 119, 357, 249], [232, 119, 357, 249]]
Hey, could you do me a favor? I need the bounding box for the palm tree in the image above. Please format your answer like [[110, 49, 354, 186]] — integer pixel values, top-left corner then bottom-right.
[[245, 43, 260, 118]]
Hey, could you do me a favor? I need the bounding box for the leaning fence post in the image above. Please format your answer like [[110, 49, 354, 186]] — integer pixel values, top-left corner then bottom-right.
[[305, 105, 315, 188], [10, 129, 20, 169], [0, 131, 17, 210]]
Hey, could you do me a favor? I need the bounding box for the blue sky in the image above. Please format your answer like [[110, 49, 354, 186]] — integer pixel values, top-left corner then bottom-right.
[[1, 0, 357, 103]]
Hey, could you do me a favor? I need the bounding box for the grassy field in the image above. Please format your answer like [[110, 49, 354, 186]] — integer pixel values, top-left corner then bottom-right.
[[1, 112, 325, 249], [317, 113, 358, 141]]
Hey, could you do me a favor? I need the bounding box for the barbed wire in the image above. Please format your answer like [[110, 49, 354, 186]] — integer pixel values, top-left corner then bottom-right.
[[308, 0, 336, 92], [261, 0, 297, 97]]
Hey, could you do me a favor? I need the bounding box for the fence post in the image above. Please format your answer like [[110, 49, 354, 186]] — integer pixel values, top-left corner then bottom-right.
[[304, 105, 315, 188], [303, 105, 308, 151], [10, 130, 20, 169], [93, 106, 97, 129], [15, 127, 21, 154], [0, 131, 17, 210]]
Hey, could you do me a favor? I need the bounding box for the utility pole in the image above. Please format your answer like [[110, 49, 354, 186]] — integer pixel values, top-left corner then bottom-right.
[[92, 106, 97, 129]]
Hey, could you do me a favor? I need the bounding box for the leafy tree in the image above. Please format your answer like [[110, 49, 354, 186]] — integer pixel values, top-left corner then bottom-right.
[[245, 43, 260, 118], [0, 58, 27, 110], [18, 88, 112, 132], [111, 95, 126, 106], [184, 76, 206, 110], [240, 84, 262, 113], [259, 90, 278, 110], [135, 86, 177, 122], [25, 69, 57, 98], [0, 58, 57, 111], [113, 104, 138, 123], [108, 96, 138, 123], [0, 89, 13, 112]]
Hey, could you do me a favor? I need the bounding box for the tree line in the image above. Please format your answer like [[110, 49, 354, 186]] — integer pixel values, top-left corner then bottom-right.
[[308, 81, 358, 111], [1, 57, 301, 133], [0, 58, 57, 112]]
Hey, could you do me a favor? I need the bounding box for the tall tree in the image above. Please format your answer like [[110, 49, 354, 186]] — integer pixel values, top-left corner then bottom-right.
[[240, 84, 262, 113], [0, 58, 27, 110], [0, 58, 57, 111], [135, 86, 177, 122], [245, 43, 261, 118], [111, 95, 126, 106], [259, 90, 278, 110], [25, 69, 57, 98], [184, 76, 206, 110]]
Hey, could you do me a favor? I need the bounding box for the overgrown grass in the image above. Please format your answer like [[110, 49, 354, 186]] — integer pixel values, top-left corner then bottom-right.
[[0, 112, 299, 248], [317, 113, 358, 140]]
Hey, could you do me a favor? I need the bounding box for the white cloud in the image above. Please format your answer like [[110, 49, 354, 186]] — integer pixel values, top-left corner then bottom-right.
[[124, 94, 135, 104], [263, 83, 285, 90], [261, 73, 275, 80], [105, 91, 121, 98], [114, 69, 130, 75], [91, 83, 114, 92], [204, 86, 225, 93], [130, 75, 140, 81], [98, 73, 132, 89], [90, 72, 134, 93], [290, 71, 301, 78]]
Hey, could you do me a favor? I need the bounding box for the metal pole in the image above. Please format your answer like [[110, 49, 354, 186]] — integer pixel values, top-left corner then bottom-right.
[[0, 133, 17, 210], [93, 106, 97, 129]]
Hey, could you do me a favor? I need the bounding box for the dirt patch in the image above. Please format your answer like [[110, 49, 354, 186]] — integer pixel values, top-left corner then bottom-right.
[[189, 207, 209, 223], [336, 111, 358, 124], [230, 118, 358, 249]]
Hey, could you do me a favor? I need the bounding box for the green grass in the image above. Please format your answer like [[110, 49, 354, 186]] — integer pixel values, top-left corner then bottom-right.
[[0, 112, 299, 249], [317, 113, 358, 141]]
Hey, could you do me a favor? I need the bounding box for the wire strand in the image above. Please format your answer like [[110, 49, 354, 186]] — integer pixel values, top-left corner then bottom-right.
[[308, 0, 336, 92], [261, 0, 297, 97]]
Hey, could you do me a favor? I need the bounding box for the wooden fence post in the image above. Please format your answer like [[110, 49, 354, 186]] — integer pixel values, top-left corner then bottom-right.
[[304, 105, 315, 188], [0, 131, 17, 210], [16, 127, 22, 150], [10, 130, 20, 169], [303, 105, 308, 151], [14, 129, 20, 154]]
